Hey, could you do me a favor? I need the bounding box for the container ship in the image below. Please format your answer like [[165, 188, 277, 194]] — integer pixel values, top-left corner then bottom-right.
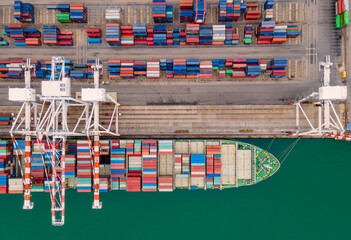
[[1, 139, 279, 193]]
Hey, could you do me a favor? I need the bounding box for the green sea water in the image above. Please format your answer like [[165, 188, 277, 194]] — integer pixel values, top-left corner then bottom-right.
[[1, 138, 351, 240]]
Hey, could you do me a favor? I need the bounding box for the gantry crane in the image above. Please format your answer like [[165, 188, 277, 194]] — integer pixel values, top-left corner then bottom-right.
[[294, 55, 347, 136], [81, 59, 120, 209], [9, 58, 36, 210], [194, 0, 206, 24], [9, 57, 120, 226]]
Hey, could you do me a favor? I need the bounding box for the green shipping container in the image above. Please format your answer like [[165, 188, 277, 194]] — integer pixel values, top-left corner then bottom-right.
[[344, 11, 350, 26], [244, 38, 252, 44], [336, 14, 342, 28]]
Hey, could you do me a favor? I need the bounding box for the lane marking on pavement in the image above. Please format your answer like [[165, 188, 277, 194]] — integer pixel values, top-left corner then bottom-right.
[[8, 7, 11, 24], [53, 9, 55, 24], [275, 3, 278, 22], [134, 8, 137, 24], [128, 7, 130, 24], [296, 3, 298, 22], [140, 8, 143, 24], [210, 6, 213, 24], [40, 8, 42, 24], [46, 9, 48, 24], [303, 3, 305, 22], [147, 6, 149, 25]]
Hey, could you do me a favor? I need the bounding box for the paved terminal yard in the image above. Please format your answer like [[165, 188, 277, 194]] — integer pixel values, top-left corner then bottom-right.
[[0, 0, 347, 136], [0, 104, 345, 137]]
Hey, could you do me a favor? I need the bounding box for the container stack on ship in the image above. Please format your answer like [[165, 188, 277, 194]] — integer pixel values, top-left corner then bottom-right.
[[2, 139, 280, 194]]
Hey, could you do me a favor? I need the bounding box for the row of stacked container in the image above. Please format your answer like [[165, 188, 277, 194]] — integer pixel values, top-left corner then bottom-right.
[[336, 0, 350, 29], [103, 23, 289, 46], [127, 141, 142, 192], [66, 155, 76, 178], [257, 21, 300, 44], [4, 25, 41, 46], [77, 140, 92, 192], [142, 140, 157, 191], [245, 3, 260, 20], [153, 0, 173, 23], [218, 0, 245, 22], [43, 25, 73, 46], [87, 28, 102, 44], [106, 23, 121, 46], [107, 58, 288, 79], [110, 140, 126, 190], [0, 141, 12, 194], [105, 8, 122, 22], [54, 3, 87, 23], [14, 1, 34, 23]]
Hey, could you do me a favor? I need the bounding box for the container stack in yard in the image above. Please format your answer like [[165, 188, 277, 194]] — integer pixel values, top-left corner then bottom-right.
[[133, 24, 147, 46], [186, 24, 200, 45], [180, 0, 194, 22], [154, 25, 167, 45], [147, 60, 160, 78], [270, 57, 287, 78], [258, 21, 300, 44], [335, 0, 350, 29], [212, 25, 225, 45], [14, 1, 34, 23], [70, 4, 87, 23], [218, 0, 243, 22], [199, 60, 212, 78], [4, 25, 41, 46], [87, 28, 102, 44], [166, 6, 173, 23], [245, 2, 260, 20], [199, 27, 212, 45], [77, 140, 92, 192], [0, 36, 9, 46], [264, 0, 275, 9], [43, 26, 73, 46], [104, 57, 287, 79], [121, 26, 134, 46], [264, 9, 273, 20], [105, 8, 122, 22], [142, 140, 158, 192], [54, 3, 87, 23], [56, 4, 72, 23], [106, 23, 121, 46], [244, 25, 253, 44], [153, 0, 167, 23], [186, 58, 200, 78]]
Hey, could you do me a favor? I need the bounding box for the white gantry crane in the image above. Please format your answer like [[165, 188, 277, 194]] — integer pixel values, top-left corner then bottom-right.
[[9, 57, 120, 226], [81, 59, 120, 209], [9, 58, 36, 210], [294, 55, 347, 136]]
